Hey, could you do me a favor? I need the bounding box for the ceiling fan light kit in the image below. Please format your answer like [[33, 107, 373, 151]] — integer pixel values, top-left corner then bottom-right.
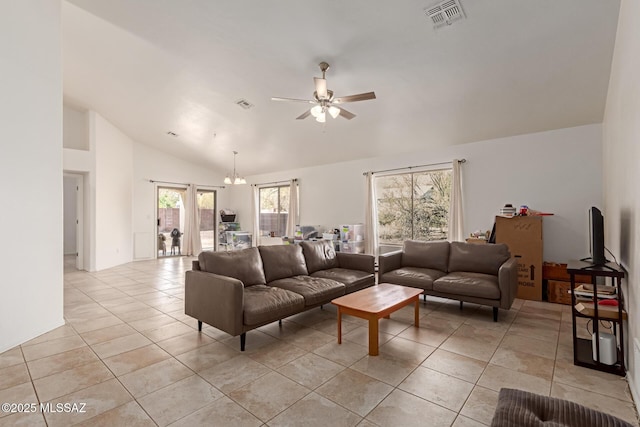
[[310, 105, 323, 118], [224, 151, 246, 185], [272, 61, 376, 123]]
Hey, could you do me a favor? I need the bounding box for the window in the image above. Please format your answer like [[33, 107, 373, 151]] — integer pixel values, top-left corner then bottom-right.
[[376, 169, 452, 246], [259, 185, 290, 237], [197, 189, 216, 251]]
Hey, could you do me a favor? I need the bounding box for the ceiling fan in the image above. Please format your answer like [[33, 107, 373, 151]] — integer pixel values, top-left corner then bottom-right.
[[271, 62, 376, 122]]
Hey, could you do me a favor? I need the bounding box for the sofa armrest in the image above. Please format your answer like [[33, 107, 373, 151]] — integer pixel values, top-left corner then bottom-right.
[[498, 258, 518, 309], [336, 252, 375, 274], [378, 250, 403, 276], [185, 270, 244, 336]]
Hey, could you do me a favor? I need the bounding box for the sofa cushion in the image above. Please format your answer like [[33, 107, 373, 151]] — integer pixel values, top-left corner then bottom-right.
[[380, 267, 446, 291], [448, 242, 510, 275], [402, 240, 450, 272], [300, 240, 339, 274], [269, 276, 345, 307], [259, 245, 309, 283], [310, 268, 374, 293], [198, 248, 266, 287], [243, 285, 305, 326], [433, 272, 500, 299]]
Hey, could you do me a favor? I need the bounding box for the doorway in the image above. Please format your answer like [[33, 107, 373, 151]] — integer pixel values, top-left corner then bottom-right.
[[63, 173, 84, 271], [157, 186, 186, 257]]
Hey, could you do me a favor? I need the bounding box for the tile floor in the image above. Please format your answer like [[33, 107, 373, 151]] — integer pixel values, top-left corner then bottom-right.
[[0, 256, 638, 426]]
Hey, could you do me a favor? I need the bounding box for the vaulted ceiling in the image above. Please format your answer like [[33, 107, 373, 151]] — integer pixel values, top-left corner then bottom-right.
[[63, 0, 620, 175]]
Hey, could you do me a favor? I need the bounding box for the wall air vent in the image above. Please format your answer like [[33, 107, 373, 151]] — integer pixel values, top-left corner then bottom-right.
[[236, 99, 254, 110], [425, 0, 465, 29]]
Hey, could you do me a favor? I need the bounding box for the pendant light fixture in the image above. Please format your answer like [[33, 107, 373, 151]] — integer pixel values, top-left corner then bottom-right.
[[223, 151, 246, 185]]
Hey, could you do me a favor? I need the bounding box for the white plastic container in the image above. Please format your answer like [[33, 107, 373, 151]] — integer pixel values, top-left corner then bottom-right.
[[339, 241, 365, 254], [592, 332, 617, 365], [340, 224, 364, 242]]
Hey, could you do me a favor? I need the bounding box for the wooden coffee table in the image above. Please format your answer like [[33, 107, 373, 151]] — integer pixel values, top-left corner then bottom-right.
[[331, 283, 423, 356]]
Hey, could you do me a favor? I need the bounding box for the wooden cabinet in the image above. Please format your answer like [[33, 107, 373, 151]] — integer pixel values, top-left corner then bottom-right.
[[568, 260, 626, 376]]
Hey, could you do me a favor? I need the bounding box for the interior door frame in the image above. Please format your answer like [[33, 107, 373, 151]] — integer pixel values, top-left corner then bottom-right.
[[75, 175, 84, 270], [63, 173, 85, 270]]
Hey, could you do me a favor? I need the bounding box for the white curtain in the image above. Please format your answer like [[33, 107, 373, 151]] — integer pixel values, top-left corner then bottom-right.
[[286, 179, 299, 238], [448, 160, 464, 242], [251, 185, 260, 247], [365, 172, 379, 256], [183, 184, 202, 255]]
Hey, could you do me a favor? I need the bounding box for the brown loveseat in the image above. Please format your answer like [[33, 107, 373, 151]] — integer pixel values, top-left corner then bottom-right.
[[378, 241, 517, 321], [185, 240, 375, 350]]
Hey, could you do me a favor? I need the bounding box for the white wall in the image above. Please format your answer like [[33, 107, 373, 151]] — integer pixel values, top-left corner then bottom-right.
[[233, 124, 602, 263], [0, 1, 64, 352], [63, 110, 227, 269], [132, 142, 227, 259], [603, 0, 639, 403], [63, 105, 88, 150], [63, 147, 91, 171], [63, 176, 77, 254], [93, 112, 134, 270]]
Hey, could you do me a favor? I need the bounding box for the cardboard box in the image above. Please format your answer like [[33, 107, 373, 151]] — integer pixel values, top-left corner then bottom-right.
[[495, 216, 543, 300], [547, 279, 573, 305], [543, 262, 592, 283]]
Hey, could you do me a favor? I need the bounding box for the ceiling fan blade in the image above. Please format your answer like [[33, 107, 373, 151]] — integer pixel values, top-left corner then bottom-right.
[[333, 91, 376, 104], [296, 110, 311, 120], [314, 77, 327, 99], [337, 107, 356, 120], [271, 97, 316, 104]]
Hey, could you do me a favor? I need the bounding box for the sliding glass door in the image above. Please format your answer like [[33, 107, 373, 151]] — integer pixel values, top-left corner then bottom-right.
[[157, 186, 186, 257], [157, 185, 217, 256]]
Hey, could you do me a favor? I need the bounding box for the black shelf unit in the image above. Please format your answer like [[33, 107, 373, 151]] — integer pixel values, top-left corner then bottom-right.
[[568, 260, 626, 376]]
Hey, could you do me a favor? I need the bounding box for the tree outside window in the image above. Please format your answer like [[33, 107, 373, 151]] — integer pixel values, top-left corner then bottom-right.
[[376, 169, 451, 245]]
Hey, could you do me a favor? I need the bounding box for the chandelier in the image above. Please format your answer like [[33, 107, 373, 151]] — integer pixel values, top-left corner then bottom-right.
[[223, 151, 246, 185]]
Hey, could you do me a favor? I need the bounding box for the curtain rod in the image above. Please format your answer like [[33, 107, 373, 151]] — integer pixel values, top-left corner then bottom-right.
[[363, 159, 466, 176], [251, 178, 297, 187], [148, 179, 226, 189]]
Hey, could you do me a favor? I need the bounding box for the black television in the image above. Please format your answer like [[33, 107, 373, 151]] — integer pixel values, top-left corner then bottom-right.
[[589, 206, 606, 266]]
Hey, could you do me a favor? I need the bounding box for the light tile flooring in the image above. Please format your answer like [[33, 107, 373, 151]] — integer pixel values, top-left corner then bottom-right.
[[0, 256, 638, 426]]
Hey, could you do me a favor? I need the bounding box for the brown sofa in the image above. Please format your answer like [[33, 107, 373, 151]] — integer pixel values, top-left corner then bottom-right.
[[185, 240, 375, 350], [378, 240, 518, 321]]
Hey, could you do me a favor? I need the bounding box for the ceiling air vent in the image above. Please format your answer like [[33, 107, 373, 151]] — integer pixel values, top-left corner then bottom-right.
[[425, 0, 465, 29], [236, 99, 254, 110]]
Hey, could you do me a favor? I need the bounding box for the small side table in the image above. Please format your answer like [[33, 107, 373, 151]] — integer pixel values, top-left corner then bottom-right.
[[568, 260, 626, 376]]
